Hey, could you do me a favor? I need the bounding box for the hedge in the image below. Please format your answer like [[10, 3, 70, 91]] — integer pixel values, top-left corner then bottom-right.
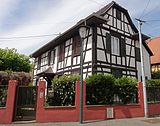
[[0, 71, 32, 85], [146, 79, 160, 86], [86, 74, 137, 105], [45, 74, 138, 106], [86, 74, 115, 105], [45, 75, 80, 106]]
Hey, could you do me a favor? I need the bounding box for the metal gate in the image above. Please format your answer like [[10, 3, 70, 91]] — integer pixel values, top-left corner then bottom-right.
[[14, 85, 37, 121]]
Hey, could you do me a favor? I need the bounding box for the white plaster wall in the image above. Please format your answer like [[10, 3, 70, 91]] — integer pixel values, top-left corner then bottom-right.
[[137, 45, 151, 81]]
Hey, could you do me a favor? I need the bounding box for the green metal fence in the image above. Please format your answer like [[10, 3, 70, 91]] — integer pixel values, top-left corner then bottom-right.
[[147, 86, 160, 103]]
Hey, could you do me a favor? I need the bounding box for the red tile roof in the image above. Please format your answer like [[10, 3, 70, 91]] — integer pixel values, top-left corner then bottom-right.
[[148, 37, 160, 64]]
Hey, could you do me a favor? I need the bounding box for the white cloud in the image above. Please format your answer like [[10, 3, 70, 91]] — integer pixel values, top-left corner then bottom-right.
[[0, 0, 160, 55]]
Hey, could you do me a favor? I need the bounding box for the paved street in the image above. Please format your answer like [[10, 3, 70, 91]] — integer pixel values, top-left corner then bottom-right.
[[1, 117, 160, 126]]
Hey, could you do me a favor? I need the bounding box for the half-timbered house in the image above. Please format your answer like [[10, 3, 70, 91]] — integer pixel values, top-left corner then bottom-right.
[[31, 1, 152, 85], [148, 37, 160, 72]]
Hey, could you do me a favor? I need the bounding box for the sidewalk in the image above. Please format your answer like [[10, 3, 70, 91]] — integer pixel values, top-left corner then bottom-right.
[[1, 117, 160, 126]]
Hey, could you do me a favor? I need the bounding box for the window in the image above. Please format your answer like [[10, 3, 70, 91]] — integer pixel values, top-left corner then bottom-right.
[[112, 69, 122, 78], [72, 69, 80, 75], [111, 36, 120, 55], [48, 49, 56, 65], [59, 43, 65, 62], [116, 9, 121, 20], [72, 35, 81, 56]]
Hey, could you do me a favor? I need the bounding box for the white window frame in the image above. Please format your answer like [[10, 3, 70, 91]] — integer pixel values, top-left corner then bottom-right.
[[111, 36, 120, 55]]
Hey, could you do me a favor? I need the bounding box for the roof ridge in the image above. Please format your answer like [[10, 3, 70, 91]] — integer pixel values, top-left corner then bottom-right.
[[95, 1, 127, 15], [150, 36, 160, 41]]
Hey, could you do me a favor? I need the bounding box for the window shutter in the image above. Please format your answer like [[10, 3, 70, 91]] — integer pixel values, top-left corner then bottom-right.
[[120, 38, 126, 56], [52, 50, 56, 64], [76, 35, 81, 55], [73, 35, 81, 56], [48, 50, 51, 65], [37, 57, 41, 70], [135, 47, 141, 61], [59, 44, 64, 62], [58, 45, 62, 62], [72, 36, 76, 55], [116, 9, 121, 20], [106, 33, 111, 53]]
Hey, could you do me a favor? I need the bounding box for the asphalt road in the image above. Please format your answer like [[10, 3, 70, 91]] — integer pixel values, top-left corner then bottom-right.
[[1, 117, 160, 126]]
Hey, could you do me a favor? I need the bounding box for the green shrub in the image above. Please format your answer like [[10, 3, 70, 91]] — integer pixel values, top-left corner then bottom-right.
[[146, 79, 160, 86], [115, 77, 137, 104], [46, 75, 80, 106], [86, 74, 115, 105]]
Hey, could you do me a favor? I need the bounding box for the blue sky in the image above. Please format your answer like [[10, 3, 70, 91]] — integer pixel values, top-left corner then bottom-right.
[[0, 0, 160, 55]]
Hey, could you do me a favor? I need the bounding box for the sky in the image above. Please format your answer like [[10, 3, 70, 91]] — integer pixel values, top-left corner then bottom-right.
[[0, 0, 160, 55]]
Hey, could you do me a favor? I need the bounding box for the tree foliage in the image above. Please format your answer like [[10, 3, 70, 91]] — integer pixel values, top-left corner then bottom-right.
[[0, 71, 32, 85], [0, 48, 32, 72]]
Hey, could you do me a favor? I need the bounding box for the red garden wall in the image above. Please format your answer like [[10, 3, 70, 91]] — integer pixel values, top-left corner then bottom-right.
[[36, 81, 160, 123], [0, 80, 17, 124], [83, 82, 144, 121], [36, 81, 85, 123], [1, 80, 160, 124]]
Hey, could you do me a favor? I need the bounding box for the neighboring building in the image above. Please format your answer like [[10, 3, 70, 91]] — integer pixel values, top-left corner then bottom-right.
[[31, 1, 152, 85], [148, 37, 160, 72]]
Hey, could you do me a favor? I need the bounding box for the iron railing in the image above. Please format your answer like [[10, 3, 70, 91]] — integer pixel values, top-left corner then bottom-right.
[[0, 85, 8, 107]]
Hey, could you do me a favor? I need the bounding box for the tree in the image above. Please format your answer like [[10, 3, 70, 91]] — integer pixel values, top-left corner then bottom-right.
[[0, 48, 32, 72]]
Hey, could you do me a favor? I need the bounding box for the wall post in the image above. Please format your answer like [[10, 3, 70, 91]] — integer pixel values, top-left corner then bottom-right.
[[0, 80, 17, 124], [36, 81, 46, 122], [138, 82, 144, 115]]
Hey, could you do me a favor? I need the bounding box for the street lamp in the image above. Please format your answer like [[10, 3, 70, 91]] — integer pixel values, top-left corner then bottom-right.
[[78, 25, 88, 124], [136, 18, 148, 117]]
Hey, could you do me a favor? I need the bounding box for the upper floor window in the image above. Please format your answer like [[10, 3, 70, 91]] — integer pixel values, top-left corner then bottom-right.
[[112, 68, 122, 78], [72, 34, 81, 56], [47, 49, 56, 65], [111, 36, 120, 55], [116, 9, 121, 20]]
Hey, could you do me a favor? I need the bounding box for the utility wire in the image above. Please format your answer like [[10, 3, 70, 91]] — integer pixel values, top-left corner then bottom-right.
[[141, 1, 160, 18], [88, 0, 104, 6], [139, 0, 151, 19], [0, 33, 59, 40], [2, 21, 74, 26], [146, 19, 160, 22]]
